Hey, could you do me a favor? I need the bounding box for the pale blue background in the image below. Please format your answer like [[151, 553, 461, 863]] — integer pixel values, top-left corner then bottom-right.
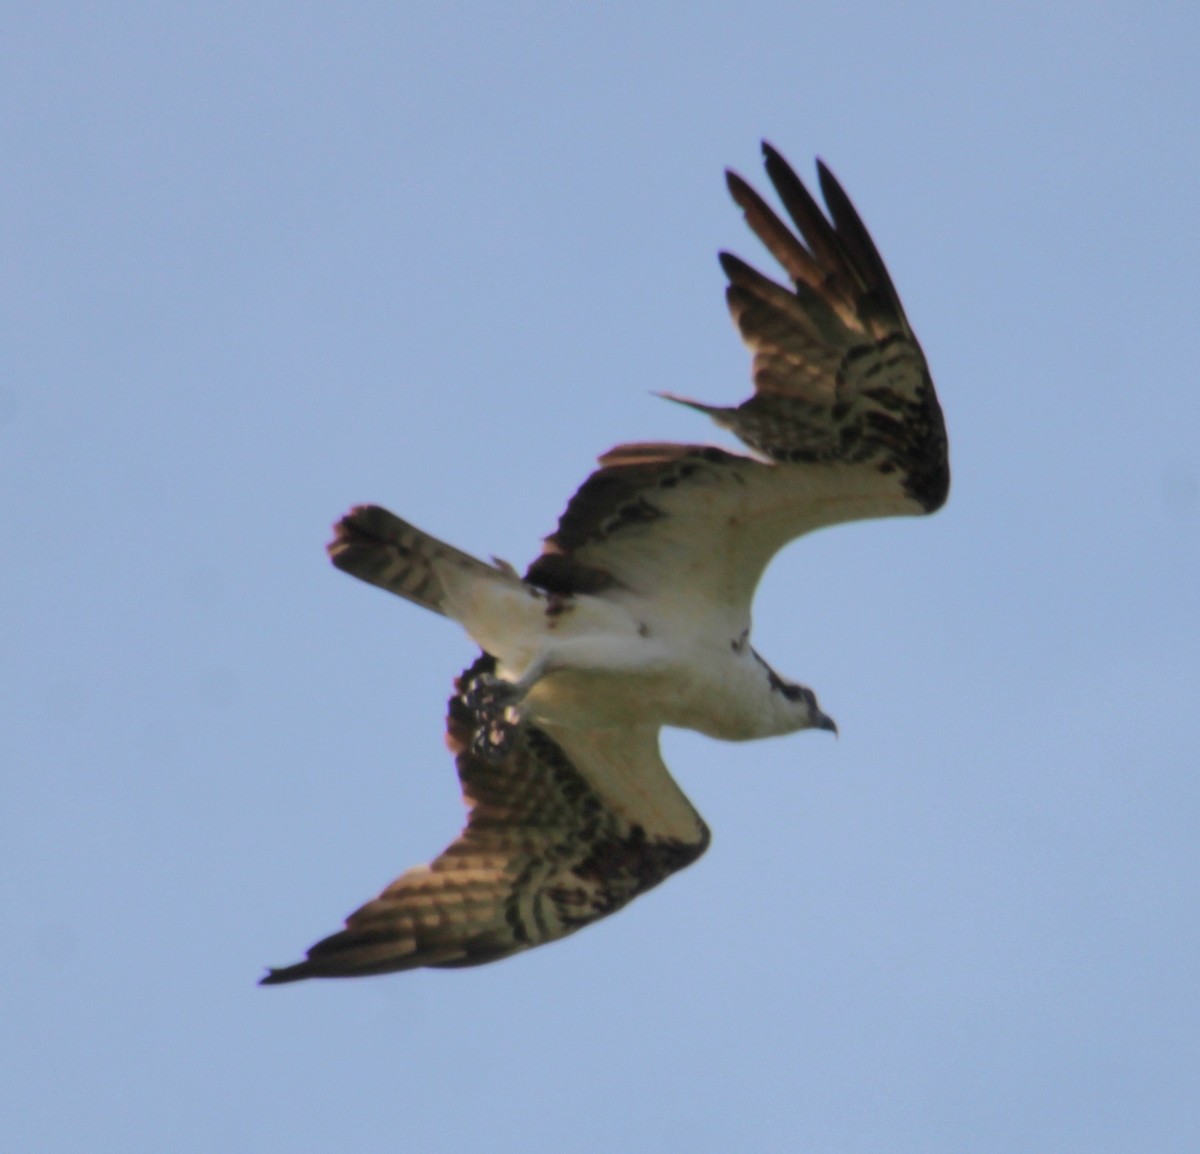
[[3, 4, 1197, 1151]]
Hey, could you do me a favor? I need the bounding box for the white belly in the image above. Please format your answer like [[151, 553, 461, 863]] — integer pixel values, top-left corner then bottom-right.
[[439, 566, 797, 741], [523, 643, 787, 741]]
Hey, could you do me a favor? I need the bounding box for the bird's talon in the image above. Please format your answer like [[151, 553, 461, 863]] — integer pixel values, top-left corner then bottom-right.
[[472, 711, 519, 762], [465, 674, 525, 762], [465, 673, 522, 713]]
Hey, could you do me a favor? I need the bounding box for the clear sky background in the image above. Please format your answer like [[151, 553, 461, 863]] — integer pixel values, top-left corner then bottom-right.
[[3, 4, 1197, 1152]]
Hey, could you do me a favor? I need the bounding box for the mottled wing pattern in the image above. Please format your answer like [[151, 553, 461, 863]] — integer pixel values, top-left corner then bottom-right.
[[526, 443, 816, 625], [525, 145, 947, 611], [260, 655, 709, 983], [707, 143, 949, 510]]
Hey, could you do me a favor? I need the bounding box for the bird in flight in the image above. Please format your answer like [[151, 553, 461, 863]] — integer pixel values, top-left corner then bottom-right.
[[261, 142, 948, 984]]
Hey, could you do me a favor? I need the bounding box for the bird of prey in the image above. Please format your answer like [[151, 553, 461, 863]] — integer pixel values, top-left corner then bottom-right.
[[260, 142, 948, 984]]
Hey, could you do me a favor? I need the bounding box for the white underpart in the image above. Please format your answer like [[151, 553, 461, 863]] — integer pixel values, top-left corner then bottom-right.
[[433, 557, 816, 741]]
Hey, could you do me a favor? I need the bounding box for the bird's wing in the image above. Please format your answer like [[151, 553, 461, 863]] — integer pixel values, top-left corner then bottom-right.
[[525, 145, 947, 625], [260, 654, 709, 982]]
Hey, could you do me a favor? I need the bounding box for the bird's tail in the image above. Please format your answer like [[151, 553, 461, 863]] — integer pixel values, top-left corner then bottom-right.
[[328, 505, 519, 618]]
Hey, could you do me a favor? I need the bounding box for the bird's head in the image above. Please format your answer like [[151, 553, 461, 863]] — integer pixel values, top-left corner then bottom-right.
[[778, 681, 838, 736], [752, 647, 838, 737]]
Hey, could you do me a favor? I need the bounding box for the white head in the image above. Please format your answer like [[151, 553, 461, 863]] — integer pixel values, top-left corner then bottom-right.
[[753, 648, 838, 737]]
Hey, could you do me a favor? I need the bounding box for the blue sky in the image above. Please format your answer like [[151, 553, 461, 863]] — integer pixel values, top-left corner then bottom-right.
[[3, 4, 1197, 1151]]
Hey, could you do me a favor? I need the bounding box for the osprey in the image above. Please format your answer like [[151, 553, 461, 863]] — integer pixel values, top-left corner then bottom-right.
[[261, 143, 948, 984]]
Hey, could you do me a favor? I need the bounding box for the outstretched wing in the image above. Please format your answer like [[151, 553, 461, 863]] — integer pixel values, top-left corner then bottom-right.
[[260, 655, 709, 983], [709, 144, 948, 505], [526, 145, 947, 619]]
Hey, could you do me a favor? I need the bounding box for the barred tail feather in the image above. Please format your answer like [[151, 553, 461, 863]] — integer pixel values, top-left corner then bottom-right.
[[328, 505, 510, 616]]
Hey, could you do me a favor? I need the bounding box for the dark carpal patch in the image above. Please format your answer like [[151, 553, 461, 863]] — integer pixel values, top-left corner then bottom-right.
[[525, 443, 748, 596]]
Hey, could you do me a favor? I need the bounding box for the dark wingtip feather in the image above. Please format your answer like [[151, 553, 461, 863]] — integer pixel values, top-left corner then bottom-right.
[[814, 159, 906, 315], [258, 964, 308, 986], [724, 170, 758, 222], [717, 249, 755, 281], [758, 144, 845, 273], [813, 159, 848, 221]]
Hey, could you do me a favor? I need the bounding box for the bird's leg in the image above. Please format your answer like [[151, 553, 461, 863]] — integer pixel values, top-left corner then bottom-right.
[[466, 632, 669, 762], [465, 652, 552, 711]]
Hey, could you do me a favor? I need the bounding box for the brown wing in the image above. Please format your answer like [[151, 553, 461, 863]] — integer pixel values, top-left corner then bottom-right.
[[525, 443, 831, 631], [525, 146, 947, 612], [260, 655, 709, 983], [705, 143, 948, 509]]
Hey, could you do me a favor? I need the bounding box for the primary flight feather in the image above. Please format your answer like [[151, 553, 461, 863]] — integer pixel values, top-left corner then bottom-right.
[[261, 142, 948, 984]]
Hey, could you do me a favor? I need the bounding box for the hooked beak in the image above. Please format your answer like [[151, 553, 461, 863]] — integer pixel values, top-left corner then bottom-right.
[[814, 710, 838, 737]]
